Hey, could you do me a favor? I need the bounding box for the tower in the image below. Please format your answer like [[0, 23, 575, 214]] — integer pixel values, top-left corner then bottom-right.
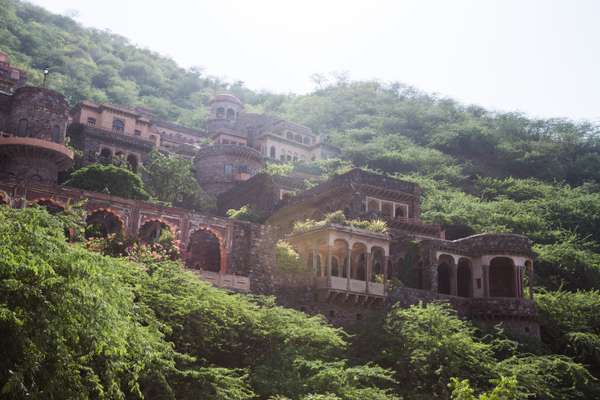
[[194, 144, 264, 197], [209, 93, 243, 123], [0, 86, 73, 184], [205, 93, 246, 145]]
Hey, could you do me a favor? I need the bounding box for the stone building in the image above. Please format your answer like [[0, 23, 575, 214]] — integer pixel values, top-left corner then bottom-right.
[[194, 144, 265, 196], [206, 93, 340, 163], [0, 52, 26, 94], [0, 86, 73, 183], [0, 76, 539, 337], [221, 168, 538, 336]]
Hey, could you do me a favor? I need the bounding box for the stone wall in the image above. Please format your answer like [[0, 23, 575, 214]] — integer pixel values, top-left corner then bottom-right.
[[0, 181, 275, 291], [7, 87, 69, 142], [194, 144, 265, 197], [387, 286, 540, 337]]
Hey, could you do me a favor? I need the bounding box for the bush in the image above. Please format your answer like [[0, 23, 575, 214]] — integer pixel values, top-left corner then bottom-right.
[[64, 163, 150, 200], [226, 205, 262, 223], [276, 240, 305, 273], [293, 211, 389, 234]]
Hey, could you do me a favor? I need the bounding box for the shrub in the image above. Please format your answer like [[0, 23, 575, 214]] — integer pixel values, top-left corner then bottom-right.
[[226, 205, 262, 223], [276, 240, 305, 273], [64, 163, 150, 200], [293, 211, 389, 234]]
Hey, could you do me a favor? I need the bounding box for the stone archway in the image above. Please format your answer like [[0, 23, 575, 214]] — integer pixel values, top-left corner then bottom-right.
[[371, 246, 386, 282], [85, 209, 124, 238], [127, 154, 138, 172], [139, 220, 171, 244], [437, 254, 454, 295], [437, 262, 451, 295], [457, 258, 472, 297], [333, 239, 349, 278], [186, 228, 223, 273], [489, 257, 516, 297], [351, 242, 367, 281], [0, 191, 10, 206]]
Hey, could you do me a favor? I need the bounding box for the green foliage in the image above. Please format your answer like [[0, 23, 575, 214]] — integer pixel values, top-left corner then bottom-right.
[[0, 207, 397, 399], [276, 240, 305, 273], [536, 290, 600, 372], [263, 162, 294, 176], [64, 163, 150, 200], [142, 151, 215, 212], [226, 204, 262, 223], [293, 211, 389, 234], [365, 301, 600, 399], [383, 302, 495, 397], [449, 376, 524, 400], [0, 206, 178, 398]]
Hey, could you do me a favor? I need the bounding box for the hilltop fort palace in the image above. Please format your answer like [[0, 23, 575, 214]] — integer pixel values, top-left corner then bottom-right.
[[0, 52, 539, 337]]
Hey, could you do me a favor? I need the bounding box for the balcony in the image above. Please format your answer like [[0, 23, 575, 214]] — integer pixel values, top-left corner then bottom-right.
[[196, 270, 251, 292], [315, 276, 385, 297]]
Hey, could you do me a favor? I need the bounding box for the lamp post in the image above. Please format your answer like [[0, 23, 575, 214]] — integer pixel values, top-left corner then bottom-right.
[[42, 68, 49, 88]]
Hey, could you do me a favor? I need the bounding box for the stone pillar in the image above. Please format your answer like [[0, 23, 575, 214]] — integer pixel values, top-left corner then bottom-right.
[[366, 252, 373, 293], [383, 256, 390, 288], [515, 265, 522, 298], [450, 263, 458, 296], [346, 248, 352, 290], [312, 247, 319, 276], [482, 265, 490, 298], [431, 263, 438, 293], [528, 263, 534, 299], [326, 245, 332, 285]]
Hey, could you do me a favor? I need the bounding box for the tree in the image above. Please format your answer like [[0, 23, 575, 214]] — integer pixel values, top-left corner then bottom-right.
[[64, 163, 150, 200], [382, 302, 495, 398], [142, 150, 215, 211]]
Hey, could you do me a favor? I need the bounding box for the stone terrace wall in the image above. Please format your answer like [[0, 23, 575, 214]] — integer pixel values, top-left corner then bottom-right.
[[0, 181, 276, 288], [387, 286, 539, 337]]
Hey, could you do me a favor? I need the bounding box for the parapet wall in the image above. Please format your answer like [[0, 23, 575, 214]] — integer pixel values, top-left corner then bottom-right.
[[387, 285, 539, 337]]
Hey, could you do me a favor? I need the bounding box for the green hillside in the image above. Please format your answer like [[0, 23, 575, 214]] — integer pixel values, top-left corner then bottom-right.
[[4, 0, 600, 398]]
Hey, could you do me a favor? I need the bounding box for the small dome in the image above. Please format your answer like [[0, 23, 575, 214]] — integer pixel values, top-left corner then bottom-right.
[[210, 93, 243, 106]]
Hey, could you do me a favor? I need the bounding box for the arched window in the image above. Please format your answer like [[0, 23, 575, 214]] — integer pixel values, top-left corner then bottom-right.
[[489, 257, 516, 297], [270, 146, 276, 159], [17, 119, 28, 137], [303, 137, 310, 145], [112, 118, 125, 133], [457, 258, 472, 297], [226, 108, 235, 121], [395, 205, 406, 218], [294, 134, 302, 143], [186, 229, 222, 272], [216, 107, 225, 119], [99, 148, 112, 164], [286, 131, 294, 140], [127, 154, 138, 172], [437, 262, 451, 295], [331, 257, 340, 277]]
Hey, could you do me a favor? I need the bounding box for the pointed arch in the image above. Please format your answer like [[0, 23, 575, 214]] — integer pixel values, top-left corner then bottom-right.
[[85, 209, 124, 238], [186, 227, 225, 273]]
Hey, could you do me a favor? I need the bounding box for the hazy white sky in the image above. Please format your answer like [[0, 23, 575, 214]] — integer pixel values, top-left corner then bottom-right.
[[29, 0, 600, 121]]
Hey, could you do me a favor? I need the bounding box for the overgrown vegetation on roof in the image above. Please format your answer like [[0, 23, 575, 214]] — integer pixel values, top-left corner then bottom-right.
[[292, 210, 389, 234]]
